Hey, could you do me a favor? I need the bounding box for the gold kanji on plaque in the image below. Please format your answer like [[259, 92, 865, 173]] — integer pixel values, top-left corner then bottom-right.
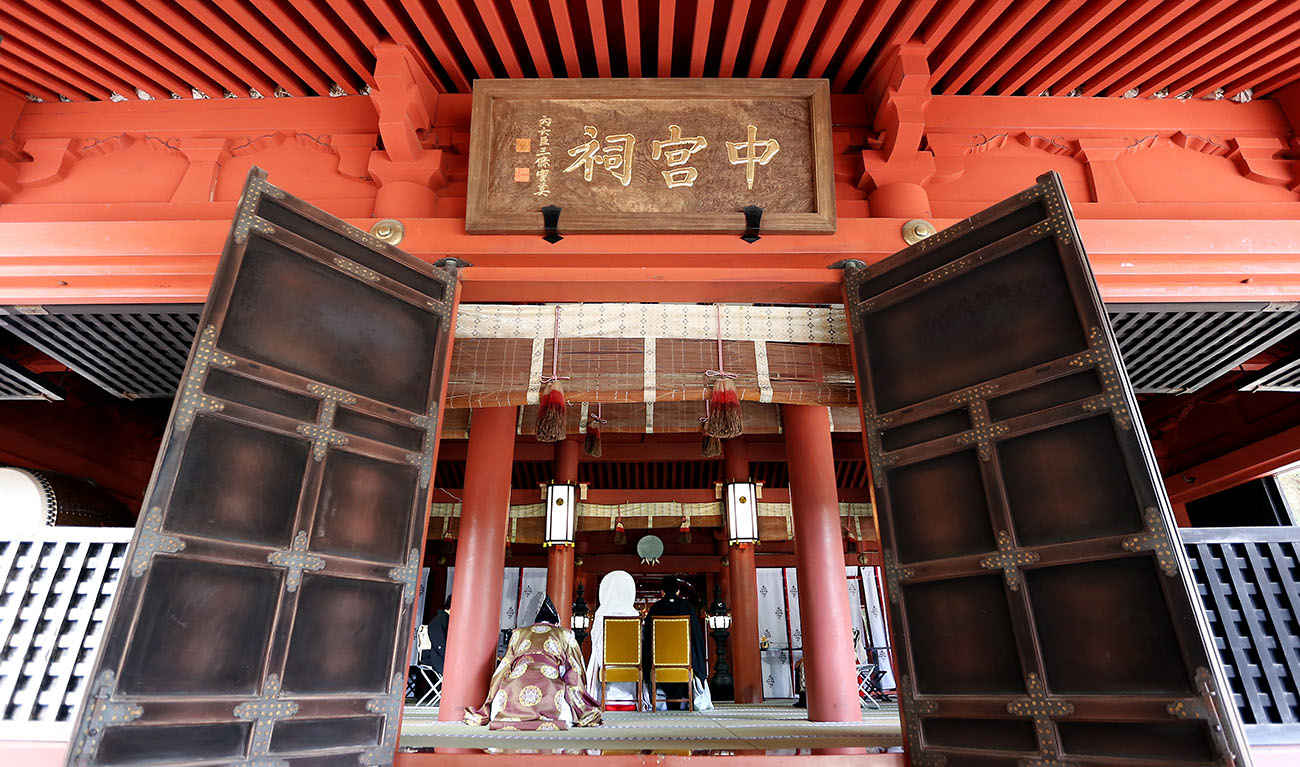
[[726, 124, 780, 190], [564, 126, 636, 186], [651, 124, 708, 188]]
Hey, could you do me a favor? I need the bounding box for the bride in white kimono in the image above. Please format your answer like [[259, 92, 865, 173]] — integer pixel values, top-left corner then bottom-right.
[[584, 570, 712, 711], [585, 571, 647, 710]]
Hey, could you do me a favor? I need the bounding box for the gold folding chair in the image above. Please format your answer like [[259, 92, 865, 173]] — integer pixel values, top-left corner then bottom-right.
[[650, 616, 693, 711], [601, 616, 643, 710]]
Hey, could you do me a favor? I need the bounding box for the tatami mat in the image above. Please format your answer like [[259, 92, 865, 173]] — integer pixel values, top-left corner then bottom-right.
[[399, 702, 902, 752]]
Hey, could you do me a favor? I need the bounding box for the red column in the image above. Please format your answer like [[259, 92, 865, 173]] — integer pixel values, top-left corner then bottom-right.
[[723, 438, 764, 704], [439, 407, 517, 722], [547, 439, 580, 627], [782, 405, 862, 730]]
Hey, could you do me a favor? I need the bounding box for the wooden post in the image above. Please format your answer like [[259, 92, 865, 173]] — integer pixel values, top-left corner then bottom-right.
[[723, 438, 764, 704]]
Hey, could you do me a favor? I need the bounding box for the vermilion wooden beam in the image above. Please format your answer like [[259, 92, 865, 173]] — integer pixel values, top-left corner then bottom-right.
[[829, 0, 899, 92], [139, 0, 280, 96], [1166, 422, 1300, 504], [927, 0, 1013, 89], [1020, 0, 1144, 97], [20, 2, 187, 99], [0, 21, 138, 100], [966, 0, 1085, 95], [0, 5, 153, 100], [622, 0, 642, 77], [717, 0, 749, 78], [689, 0, 714, 78], [777, 0, 827, 79], [242, 0, 357, 91], [281, 0, 378, 88], [0, 64, 62, 103], [939, 0, 1050, 95], [395, 0, 474, 92], [436, 0, 497, 80], [806, 0, 863, 81], [178, 0, 314, 95], [1056, 1, 1193, 96], [547, 0, 583, 78], [658, 0, 677, 77], [1221, 30, 1300, 98], [107, 1, 244, 96], [0, 49, 101, 101], [1092, 1, 1235, 97], [998, 0, 1124, 95], [1137, 3, 1293, 98], [510, 0, 554, 78], [1170, 14, 1300, 98], [586, 0, 613, 78], [746, 0, 786, 78]]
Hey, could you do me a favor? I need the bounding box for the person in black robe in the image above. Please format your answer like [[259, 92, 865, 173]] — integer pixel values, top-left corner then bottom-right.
[[421, 594, 452, 675], [642, 576, 708, 710]]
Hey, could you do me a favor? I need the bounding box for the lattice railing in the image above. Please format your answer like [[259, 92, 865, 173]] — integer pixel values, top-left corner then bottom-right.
[[0, 527, 131, 742], [1182, 526, 1300, 745]]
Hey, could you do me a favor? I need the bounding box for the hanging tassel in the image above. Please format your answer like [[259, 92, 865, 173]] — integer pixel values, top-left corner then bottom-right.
[[536, 380, 567, 442], [614, 514, 627, 545], [706, 378, 743, 438], [701, 432, 722, 457], [679, 514, 691, 543], [583, 405, 605, 457]]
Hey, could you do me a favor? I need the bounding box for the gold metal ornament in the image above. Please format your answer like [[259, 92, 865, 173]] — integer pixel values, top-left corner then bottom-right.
[[901, 218, 937, 245], [370, 218, 405, 245]]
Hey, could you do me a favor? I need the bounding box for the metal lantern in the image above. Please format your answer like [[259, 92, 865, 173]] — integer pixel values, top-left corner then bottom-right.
[[707, 585, 734, 697], [723, 480, 760, 546], [544, 482, 577, 546], [707, 586, 732, 631], [571, 584, 591, 645]]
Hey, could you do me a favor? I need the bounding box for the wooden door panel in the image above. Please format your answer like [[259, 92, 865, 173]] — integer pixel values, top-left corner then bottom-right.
[[66, 168, 461, 767], [844, 172, 1251, 766]]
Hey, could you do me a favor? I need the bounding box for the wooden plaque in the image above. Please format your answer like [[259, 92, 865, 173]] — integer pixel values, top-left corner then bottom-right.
[[466, 79, 835, 235]]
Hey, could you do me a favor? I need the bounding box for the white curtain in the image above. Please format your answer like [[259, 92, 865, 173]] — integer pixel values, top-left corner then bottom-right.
[[756, 567, 794, 698], [783, 568, 804, 697], [517, 567, 548, 627], [860, 566, 896, 690], [845, 566, 870, 665], [500, 568, 521, 629]]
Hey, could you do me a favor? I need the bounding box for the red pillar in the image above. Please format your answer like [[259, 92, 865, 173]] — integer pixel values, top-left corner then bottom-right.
[[723, 438, 764, 704], [547, 439, 580, 627], [439, 406, 517, 722], [782, 405, 862, 729]]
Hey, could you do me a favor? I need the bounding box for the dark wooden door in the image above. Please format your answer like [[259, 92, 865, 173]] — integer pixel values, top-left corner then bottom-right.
[[844, 172, 1251, 767], [66, 169, 461, 767]]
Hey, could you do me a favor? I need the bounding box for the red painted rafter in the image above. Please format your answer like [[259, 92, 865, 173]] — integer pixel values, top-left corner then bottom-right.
[[778, 0, 827, 78], [1047, 2, 1191, 96], [436, 0, 498, 81], [1136, 3, 1294, 98], [245, 0, 360, 92], [0, 65, 65, 104], [178, 0, 316, 95], [211, 1, 334, 94], [321, 0, 383, 52], [281, 0, 377, 88], [998, 0, 1126, 95], [547, 0, 583, 78], [967, 0, 1085, 95], [65, 0, 227, 97], [717, 0, 750, 78], [393, 0, 475, 91], [690, 0, 714, 78], [139, 0, 280, 97], [831, 0, 904, 92], [0, 6, 152, 100], [0, 39, 113, 101], [1221, 36, 1300, 99], [852, 0, 935, 97], [1092, 1, 1238, 97], [941, 0, 1051, 94], [1255, 64, 1300, 98], [747, 0, 788, 78], [509, 0, 553, 78], [805, 0, 863, 80], [622, 0, 642, 77], [10, 2, 179, 99], [103, 1, 246, 96], [0, 19, 137, 99], [658, 0, 677, 77], [585, 0, 612, 78], [357, 0, 455, 92], [1169, 12, 1300, 98], [1022, 1, 1149, 96], [928, 0, 1014, 88]]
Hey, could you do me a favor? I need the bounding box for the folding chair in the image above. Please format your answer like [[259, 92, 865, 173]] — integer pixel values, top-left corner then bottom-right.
[[412, 665, 442, 707], [601, 616, 643, 710], [650, 617, 693, 711], [856, 663, 881, 710]]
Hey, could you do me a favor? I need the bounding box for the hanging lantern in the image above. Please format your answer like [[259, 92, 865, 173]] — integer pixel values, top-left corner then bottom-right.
[[722, 480, 761, 546], [543, 482, 577, 546]]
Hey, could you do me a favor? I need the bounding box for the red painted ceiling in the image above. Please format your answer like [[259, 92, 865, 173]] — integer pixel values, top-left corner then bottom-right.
[[0, 1, 1297, 102]]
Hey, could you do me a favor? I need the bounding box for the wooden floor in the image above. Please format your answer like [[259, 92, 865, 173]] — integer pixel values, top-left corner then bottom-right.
[[399, 701, 903, 753]]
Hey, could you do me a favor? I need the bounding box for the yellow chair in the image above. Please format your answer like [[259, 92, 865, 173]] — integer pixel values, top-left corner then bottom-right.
[[601, 616, 643, 710], [651, 616, 693, 711]]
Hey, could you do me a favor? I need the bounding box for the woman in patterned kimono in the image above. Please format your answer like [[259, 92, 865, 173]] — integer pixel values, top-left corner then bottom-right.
[[465, 597, 602, 730]]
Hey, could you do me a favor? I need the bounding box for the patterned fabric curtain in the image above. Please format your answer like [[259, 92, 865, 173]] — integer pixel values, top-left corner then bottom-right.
[[755, 568, 794, 698], [860, 566, 896, 690]]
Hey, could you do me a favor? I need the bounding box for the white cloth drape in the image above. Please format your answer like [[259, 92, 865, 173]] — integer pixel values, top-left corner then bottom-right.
[[756, 568, 793, 698], [861, 566, 896, 690]]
